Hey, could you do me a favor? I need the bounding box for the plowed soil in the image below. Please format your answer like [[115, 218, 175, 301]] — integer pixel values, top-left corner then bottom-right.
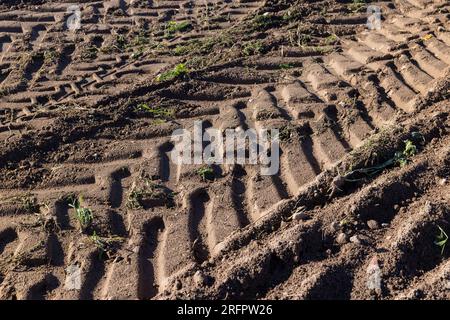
[[0, 0, 449, 300]]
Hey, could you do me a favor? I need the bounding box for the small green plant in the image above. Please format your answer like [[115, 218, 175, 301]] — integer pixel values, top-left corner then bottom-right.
[[279, 63, 294, 70], [348, 0, 366, 12], [166, 21, 192, 36], [330, 136, 422, 196], [113, 34, 128, 51], [324, 34, 339, 45], [127, 179, 175, 209], [156, 63, 189, 82], [435, 225, 448, 255], [127, 188, 145, 210], [173, 41, 201, 56], [310, 46, 333, 54], [21, 195, 40, 213], [198, 166, 215, 181], [43, 49, 58, 64], [132, 30, 150, 47], [252, 13, 280, 30], [351, 139, 418, 176], [173, 37, 219, 56], [394, 140, 417, 167], [81, 46, 98, 60], [69, 195, 93, 230], [136, 103, 174, 119], [90, 231, 124, 259], [243, 41, 264, 56]]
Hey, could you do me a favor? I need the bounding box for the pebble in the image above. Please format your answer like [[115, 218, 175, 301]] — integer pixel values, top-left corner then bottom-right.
[[367, 220, 379, 230], [193, 271, 206, 286], [439, 178, 447, 186], [413, 289, 424, 299], [350, 235, 362, 245], [292, 211, 307, 221], [174, 279, 182, 290], [381, 223, 389, 228], [336, 233, 348, 244]]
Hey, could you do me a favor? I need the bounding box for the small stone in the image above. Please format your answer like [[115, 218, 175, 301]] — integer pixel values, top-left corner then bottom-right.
[[381, 223, 389, 228], [366, 256, 381, 293], [350, 235, 362, 245], [174, 279, 182, 290], [336, 233, 348, 244], [439, 178, 447, 186], [213, 241, 226, 257], [193, 271, 206, 286], [292, 211, 307, 221], [367, 220, 379, 230], [413, 289, 423, 299]]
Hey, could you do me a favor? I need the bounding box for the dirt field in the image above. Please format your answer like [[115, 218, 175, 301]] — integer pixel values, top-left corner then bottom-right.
[[0, 0, 449, 300]]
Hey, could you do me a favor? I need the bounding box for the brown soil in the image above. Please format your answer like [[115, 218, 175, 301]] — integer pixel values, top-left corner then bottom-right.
[[0, 0, 449, 300]]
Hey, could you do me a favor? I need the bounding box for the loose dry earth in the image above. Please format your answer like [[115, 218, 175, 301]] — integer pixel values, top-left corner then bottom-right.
[[0, 0, 449, 300]]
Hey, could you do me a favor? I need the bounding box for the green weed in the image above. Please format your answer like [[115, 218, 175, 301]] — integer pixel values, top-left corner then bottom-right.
[[243, 41, 264, 56], [21, 195, 40, 213], [113, 34, 128, 51], [81, 46, 98, 60], [132, 30, 151, 47], [90, 231, 124, 259], [348, 0, 366, 13], [351, 139, 418, 176], [252, 13, 280, 30], [136, 103, 174, 119], [435, 225, 448, 255], [156, 63, 189, 82], [324, 34, 339, 46], [198, 166, 215, 181], [279, 63, 294, 70], [69, 195, 93, 230], [166, 21, 192, 37], [43, 49, 58, 64]]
